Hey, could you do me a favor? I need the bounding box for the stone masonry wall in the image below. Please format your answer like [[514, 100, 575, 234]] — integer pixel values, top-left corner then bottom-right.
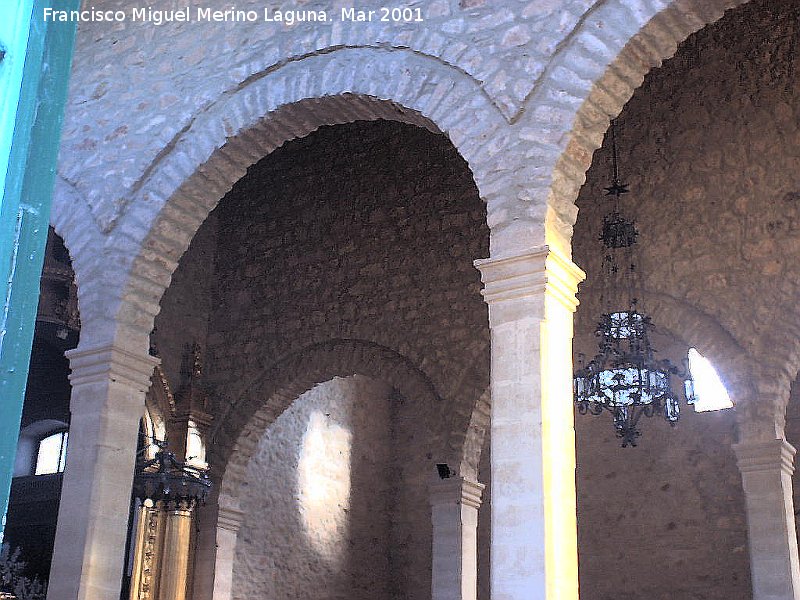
[[153, 3, 800, 591], [470, 339, 749, 600], [55, 0, 754, 346], [47, 0, 800, 597], [574, 0, 800, 389], [153, 211, 218, 390], [154, 30, 771, 592], [204, 120, 488, 421], [210, 120, 489, 600], [233, 376, 393, 600], [57, 0, 605, 232], [156, 119, 490, 599], [568, 2, 800, 597], [480, 3, 793, 598], [573, 330, 750, 600], [472, 328, 751, 600]]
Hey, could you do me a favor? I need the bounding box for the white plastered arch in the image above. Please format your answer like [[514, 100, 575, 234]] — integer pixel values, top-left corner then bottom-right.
[[520, 0, 750, 252], [57, 48, 526, 353]]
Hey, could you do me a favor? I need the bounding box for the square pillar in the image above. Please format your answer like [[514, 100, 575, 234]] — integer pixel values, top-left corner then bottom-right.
[[212, 497, 244, 600], [430, 476, 485, 600], [475, 245, 584, 600], [48, 344, 158, 600], [734, 439, 800, 600], [191, 486, 221, 600]]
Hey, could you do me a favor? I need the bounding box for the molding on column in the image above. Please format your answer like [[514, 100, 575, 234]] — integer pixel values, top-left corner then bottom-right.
[[545, 247, 586, 314], [475, 246, 548, 304], [733, 439, 796, 476], [474, 245, 585, 311], [429, 477, 485, 510], [217, 502, 245, 532], [66, 343, 160, 392]]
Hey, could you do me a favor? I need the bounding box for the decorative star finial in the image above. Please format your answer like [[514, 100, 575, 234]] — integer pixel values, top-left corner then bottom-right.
[[604, 181, 629, 197]]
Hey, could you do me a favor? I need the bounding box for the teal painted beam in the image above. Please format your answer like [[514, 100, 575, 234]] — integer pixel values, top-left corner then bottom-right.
[[0, 0, 79, 538], [0, 1, 34, 210]]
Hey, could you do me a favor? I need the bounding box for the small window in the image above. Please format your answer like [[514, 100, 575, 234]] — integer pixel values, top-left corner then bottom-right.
[[34, 430, 68, 475], [688, 348, 733, 412]]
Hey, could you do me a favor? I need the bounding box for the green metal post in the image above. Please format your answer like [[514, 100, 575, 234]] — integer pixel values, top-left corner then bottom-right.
[[0, 0, 79, 537]]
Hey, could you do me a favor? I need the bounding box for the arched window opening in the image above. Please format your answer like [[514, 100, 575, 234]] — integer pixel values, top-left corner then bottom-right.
[[34, 430, 68, 475], [688, 348, 733, 412], [14, 419, 69, 477]]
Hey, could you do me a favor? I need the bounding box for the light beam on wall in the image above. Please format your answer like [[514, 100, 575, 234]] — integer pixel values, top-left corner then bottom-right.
[[297, 410, 352, 561]]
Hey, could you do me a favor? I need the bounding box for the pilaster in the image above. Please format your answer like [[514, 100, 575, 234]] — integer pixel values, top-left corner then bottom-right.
[[430, 477, 485, 509], [429, 477, 485, 600], [212, 498, 245, 600], [734, 439, 800, 600]]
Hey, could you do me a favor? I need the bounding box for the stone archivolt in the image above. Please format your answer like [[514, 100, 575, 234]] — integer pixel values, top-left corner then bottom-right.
[[30, 2, 800, 600]]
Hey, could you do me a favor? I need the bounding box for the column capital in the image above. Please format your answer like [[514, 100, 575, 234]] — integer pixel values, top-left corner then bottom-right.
[[66, 343, 159, 392], [429, 477, 485, 510], [733, 439, 796, 476], [474, 245, 585, 312]]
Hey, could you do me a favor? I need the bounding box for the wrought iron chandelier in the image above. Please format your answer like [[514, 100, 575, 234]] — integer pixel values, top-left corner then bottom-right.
[[573, 120, 696, 447], [132, 439, 211, 508]]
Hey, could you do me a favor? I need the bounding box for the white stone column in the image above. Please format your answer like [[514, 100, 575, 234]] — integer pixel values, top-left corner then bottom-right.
[[475, 245, 584, 600], [48, 344, 158, 600], [430, 476, 484, 600], [734, 439, 800, 600], [212, 497, 245, 600]]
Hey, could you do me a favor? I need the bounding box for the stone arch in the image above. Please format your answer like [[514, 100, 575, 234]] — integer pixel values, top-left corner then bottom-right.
[[437, 335, 490, 480], [212, 338, 442, 500], [101, 49, 514, 352], [458, 388, 491, 481], [563, 0, 800, 440], [535, 0, 749, 251], [48, 175, 103, 340]]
